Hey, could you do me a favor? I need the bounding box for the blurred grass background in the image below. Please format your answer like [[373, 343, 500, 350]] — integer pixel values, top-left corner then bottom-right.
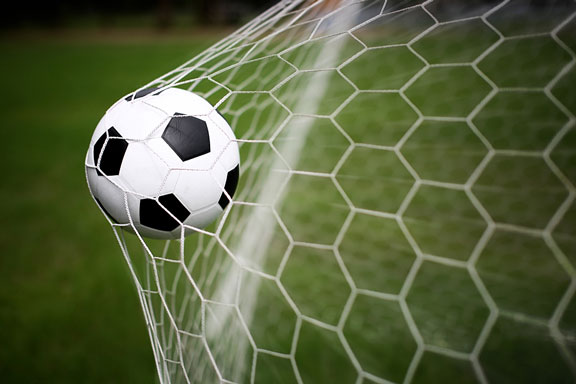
[[2, 1, 576, 383], [0, 31, 220, 383]]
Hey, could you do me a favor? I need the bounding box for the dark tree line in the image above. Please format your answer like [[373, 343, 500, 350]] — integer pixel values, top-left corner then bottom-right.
[[2, 0, 573, 29], [1, 0, 275, 29]]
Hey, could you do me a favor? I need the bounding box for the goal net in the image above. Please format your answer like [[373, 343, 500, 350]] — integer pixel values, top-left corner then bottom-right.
[[97, 0, 576, 382]]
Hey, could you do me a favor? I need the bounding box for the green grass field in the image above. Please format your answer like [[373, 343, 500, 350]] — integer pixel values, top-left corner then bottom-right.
[[1, 11, 576, 384], [0, 33, 216, 383]]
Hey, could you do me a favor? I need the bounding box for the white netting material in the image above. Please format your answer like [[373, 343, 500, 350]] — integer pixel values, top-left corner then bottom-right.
[[93, 0, 576, 383]]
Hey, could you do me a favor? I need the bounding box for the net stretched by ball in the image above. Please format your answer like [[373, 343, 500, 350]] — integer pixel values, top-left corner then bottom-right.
[[86, 0, 576, 383]]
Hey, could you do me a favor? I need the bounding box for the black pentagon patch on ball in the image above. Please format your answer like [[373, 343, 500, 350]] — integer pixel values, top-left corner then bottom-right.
[[93, 127, 128, 176], [162, 113, 211, 161], [125, 87, 159, 102], [218, 165, 240, 209], [140, 194, 190, 232]]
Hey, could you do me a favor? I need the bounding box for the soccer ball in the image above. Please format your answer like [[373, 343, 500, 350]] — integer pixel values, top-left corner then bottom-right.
[[85, 87, 240, 239]]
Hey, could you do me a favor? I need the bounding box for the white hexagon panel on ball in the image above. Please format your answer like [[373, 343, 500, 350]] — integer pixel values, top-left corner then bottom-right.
[[85, 87, 240, 239]]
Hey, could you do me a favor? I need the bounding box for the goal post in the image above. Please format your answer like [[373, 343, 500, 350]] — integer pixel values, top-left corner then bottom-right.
[[97, 0, 576, 383]]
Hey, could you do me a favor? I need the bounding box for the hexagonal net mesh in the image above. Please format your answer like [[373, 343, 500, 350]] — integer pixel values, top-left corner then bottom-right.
[[100, 0, 576, 383]]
